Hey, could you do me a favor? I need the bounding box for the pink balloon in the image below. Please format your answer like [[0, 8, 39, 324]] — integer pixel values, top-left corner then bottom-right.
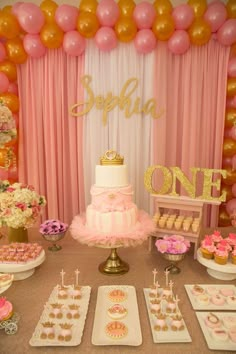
[[8, 82, 18, 95], [226, 198, 236, 215], [204, 2, 227, 33], [228, 57, 236, 78], [17, 3, 45, 34], [231, 126, 236, 140], [12, 2, 24, 16], [95, 27, 117, 51], [217, 19, 236, 46], [226, 96, 236, 109], [133, 2, 156, 30], [96, 0, 120, 27], [222, 156, 232, 168], [168, 30, 190, 55], [63, 31, 86, 56], [232, 183, 236, 197], [23, 34, 47, 58], [134, 29, 156, 54], [224, 127, 232, 139], [0, 42, 6, 62], [0, 72, 9, 93], [172, 4, 194, 30], [55, 5, 78, 32]]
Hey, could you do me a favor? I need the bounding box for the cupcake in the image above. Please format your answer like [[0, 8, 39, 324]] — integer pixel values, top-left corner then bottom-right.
[[225, 233, 236, 247], [210, 230, 223, 244], [214, 248, 229, 265], [216, 239, 232, 252], [200, 236, 215, 259], [231, 248, 236, 265]]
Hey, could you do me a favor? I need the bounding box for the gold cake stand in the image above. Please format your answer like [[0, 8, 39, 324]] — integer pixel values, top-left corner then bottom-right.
[[98, 246, 129, 275]]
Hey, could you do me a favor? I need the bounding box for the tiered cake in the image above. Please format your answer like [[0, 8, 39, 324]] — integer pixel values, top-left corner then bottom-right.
[[70, 150, 154, 247]]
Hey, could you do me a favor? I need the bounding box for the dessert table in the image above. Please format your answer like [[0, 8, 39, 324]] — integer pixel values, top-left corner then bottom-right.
[[0, 226, 235, 354]]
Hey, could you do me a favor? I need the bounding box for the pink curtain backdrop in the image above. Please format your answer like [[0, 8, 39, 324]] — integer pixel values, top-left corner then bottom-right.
[[152, 39, 230, 226], [17, 48, 85, 224]]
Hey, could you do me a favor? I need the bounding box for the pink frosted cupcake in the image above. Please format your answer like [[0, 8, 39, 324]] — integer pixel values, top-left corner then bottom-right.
[[214, 248, 229, 265], [225, 233, 236, 248], [216, 240, 232, 252], [200, 236, 215, 259], [211, 230, 223, 245]]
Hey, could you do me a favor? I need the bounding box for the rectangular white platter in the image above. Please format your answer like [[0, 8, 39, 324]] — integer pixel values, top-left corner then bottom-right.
[[185, 284, 236, 310], [92, 285, 142, 346], [143, 288, 192, 343], [196, 311, 236, 351], [29, 285, 91, 347]]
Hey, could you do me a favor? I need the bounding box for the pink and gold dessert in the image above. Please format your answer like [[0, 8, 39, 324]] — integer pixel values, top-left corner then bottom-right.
[[66, 304, 80, 319], [40, 322, 55, 339], [107, 304, 127, 319], [220, 288, 235, 297], [225, 233, 236, 247], [0, 297, 13, 321], [0, 273, 14, 288], [154, 313, 168, 331], [214, 248, 229, 265], [108, 289, 127, 303], [210, 230, 223, 244], [211, 328, 228, 341], [206, 286, 219, 296], [0, 242, 43, 264], [191, 285, 205, 296], [166, 296, 177, 313], [58, 323, 73, 341], [222, 316, 236, 329], [171, 314, 185, 331], [105, 321, 128, 339], [231, 248, 236, 265], [204, 313, 221, 328], [49, 303, 63, 319], [226, 295, 236, 305], [197, 294, 210, 306], [211, 294, 225, 306], [150, 299, 161, 314], [200, 236, 215, 259]]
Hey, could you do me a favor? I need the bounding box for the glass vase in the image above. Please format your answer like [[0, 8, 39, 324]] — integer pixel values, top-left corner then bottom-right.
[[8, 227, 28, 243]]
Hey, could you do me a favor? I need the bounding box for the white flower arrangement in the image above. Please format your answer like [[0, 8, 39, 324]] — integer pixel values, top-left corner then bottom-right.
[[0, 101, 17, 146]]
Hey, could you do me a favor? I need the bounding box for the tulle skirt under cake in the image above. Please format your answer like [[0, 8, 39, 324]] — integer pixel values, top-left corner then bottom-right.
[[70, 210, 155, 247]]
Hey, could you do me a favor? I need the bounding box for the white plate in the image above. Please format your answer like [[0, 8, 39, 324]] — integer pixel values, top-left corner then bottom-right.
[[185, 284, 236, 310], [92, 285, 142, 346], [143, 288, 191, 343], [0, 282, 12, 294], [196, 311, 236, 351], [29, 285, 91, 347]]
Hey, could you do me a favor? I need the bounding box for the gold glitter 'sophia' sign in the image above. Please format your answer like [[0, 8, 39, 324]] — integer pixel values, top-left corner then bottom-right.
[[70, 75, 164, 125], [144, 165, 227, 202]]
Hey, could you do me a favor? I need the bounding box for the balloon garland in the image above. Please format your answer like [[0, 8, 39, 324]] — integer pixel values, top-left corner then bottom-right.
[[0, 0, 235, 224]]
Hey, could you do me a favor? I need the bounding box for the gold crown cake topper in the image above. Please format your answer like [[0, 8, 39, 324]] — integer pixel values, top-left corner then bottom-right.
[[100, 150, 124, 165]]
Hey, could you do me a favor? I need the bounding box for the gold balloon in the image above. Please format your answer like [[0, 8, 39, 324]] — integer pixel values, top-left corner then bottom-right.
[[188, 18, 211, 46], [225, 109, 236, 128], [221, 184, 234, 202], [223, 138, 236, 157], [118, 0, 136, 17], [218, 205, 231, 226], [223, 167, 236, 185], [0, 147, 9, 168], [40, 22, 64, 49], [77, 12, 99, 38], [115, 17, 137, 42], [79, 0, 98, 14], [0, 60, 17, 82], [5, 38, 28, 64], [227, 78, 236, 97], [152, 14, 175, 41], [188, 0, 207, 18], [0, 12, 20, 39], [227, 0, 236, 18], [40, 0, 58, 23], [153, 0, 173, 15], [0, 93, 19, 113], [2, 6, 12, 14]]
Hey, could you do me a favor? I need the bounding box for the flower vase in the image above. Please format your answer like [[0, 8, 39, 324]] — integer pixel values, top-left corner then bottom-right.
[[8, 227, 28, 243]]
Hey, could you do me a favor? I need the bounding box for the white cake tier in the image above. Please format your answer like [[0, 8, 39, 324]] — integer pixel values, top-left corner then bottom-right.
[[86, 205, 138, 233], [95, 165, 128, 187], [90, 185, 134, 212]]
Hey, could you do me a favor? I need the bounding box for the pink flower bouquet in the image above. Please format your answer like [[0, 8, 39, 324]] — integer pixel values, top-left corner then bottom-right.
[[155, 235, 190, 254], [39, 219, 68, 235]]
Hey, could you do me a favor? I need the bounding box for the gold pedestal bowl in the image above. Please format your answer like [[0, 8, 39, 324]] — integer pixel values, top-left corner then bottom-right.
[[42, 232, 65, 252], [162, 252, 187, 274]]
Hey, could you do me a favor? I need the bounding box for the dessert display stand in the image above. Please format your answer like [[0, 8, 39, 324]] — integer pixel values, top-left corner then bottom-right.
[[0, 250, 45, 280], [97, 245, 129, 275], [197, 249, 236, 281], [149, 195, 220, 259]]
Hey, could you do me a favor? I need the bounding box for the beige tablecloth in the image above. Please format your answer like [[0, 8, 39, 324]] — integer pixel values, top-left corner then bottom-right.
[[0, 227, 236, 354]]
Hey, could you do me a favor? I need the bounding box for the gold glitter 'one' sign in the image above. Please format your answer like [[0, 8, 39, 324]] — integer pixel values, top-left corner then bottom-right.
[[70, 75, 164, 125], [144, 165, 227, 202]]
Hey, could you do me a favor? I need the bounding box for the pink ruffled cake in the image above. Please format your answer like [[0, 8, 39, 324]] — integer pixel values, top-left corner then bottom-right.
[[70, 151, 154, 247]]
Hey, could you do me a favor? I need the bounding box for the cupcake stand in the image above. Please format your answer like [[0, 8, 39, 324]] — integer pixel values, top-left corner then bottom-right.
[[197, 249, 236, 281], [0, 250, 45, 280]]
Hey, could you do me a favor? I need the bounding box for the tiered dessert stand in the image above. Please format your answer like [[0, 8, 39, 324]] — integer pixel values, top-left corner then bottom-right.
[[197, 249, 236, 281]]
